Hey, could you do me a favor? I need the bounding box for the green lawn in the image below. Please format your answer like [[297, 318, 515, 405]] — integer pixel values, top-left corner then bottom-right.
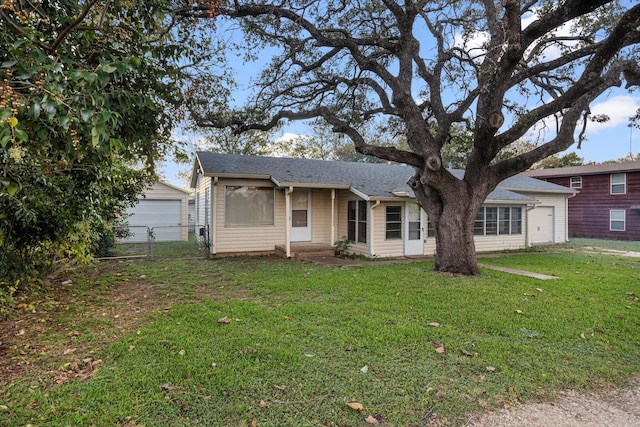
[[2, 249, 639, 426]]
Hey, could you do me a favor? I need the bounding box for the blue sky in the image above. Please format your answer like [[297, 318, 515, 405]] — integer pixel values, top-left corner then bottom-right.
[[158, 7, 640, 189]]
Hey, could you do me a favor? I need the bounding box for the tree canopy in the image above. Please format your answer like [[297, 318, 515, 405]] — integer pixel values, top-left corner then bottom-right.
[[0, 0, 220, 293], [187, 0, 640, 275]]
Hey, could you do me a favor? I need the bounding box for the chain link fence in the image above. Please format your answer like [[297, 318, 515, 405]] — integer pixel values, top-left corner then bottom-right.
[[99, 225, 206, 260]]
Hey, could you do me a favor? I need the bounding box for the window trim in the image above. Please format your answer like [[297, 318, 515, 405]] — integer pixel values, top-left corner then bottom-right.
[[610, 209, 626, 231], [570, 176, 582, 189], [385, 205, 402, 240], [610, 173, 626, 195]]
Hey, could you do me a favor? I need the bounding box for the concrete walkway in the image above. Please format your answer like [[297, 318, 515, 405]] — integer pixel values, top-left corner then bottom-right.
[[306, 255, 560, 280], [478, 263, 559, 280]]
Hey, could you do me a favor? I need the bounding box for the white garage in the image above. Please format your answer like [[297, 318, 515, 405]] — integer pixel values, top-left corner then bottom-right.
[[122, 182, 190, 242]]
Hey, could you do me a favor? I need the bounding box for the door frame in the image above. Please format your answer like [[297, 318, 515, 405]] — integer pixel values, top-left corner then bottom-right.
[[404, 202, 423, 255]]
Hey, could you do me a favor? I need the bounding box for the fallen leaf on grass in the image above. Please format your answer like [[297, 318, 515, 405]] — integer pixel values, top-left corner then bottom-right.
[[62, 348, 76, 356], [432, 342, 445, 354], [259, 400, 269, 408], [515, 309, 523, 314], [160, 383, 175, 391], [461, 349, 478, 357], [580, 333, 586, 339], [347, 402, 364, 411], [536, 288, 543, 292], [428, 322, 441, 328], [217, 317, 231, 324], [486, 366, 496, 372], [365, 415, 380, 424], [360, 365, 369, 373], [273, 385, 287, 391], [178, 349, 186, 356]]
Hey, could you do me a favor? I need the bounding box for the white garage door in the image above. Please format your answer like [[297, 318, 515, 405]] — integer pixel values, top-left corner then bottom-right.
[[529, 206, 554, 244], [123, 200, 182, 242]]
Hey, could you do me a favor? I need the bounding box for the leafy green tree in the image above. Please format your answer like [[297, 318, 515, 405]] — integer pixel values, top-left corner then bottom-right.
[[535, 152, 585, 169], [0, 0, 221, 293], [187, 0, 640, 275]]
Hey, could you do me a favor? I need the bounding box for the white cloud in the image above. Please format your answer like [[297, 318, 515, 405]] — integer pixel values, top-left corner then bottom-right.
[[587, 95, 640, 131]]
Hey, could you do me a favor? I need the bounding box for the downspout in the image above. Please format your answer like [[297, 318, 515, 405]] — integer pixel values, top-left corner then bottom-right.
[[285, 186, 293, 258], [330, 189, 336, 245], [212, 177, 218, 255], [370, 200, 381, 257]]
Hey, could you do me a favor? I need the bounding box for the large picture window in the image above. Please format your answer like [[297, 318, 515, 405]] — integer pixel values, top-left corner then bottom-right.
[[225, 186, 275, 226], [474, 206, 522, 236], [347, 200, 368, 243]]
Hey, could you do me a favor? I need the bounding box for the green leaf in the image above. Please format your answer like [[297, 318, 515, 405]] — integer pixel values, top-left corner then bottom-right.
[[14, 128, 28, 142], [83, 71, 97, 85], [0, 60, 17, 68], [6, 181, 20, 196], [81, 109, 93, 122], [1, 134, 11, 149], [31, 102, 41, 120], [102, 64, 117, 73]]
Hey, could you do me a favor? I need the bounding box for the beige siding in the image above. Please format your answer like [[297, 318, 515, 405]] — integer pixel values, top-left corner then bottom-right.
[[193, 174, 211, 247], [526, 192, 569, 244], [371, 202, 404, 257], [310, 189, 334, 245], [213, 179, 286, 254]]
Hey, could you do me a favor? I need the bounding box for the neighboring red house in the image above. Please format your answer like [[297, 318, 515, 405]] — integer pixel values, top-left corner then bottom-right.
[[526, 162, 640, 240]]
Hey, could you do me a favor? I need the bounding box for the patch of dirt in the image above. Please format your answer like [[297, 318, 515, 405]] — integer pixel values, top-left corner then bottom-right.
[[0, 259, 237, 389], [465, 378, 640, 426]]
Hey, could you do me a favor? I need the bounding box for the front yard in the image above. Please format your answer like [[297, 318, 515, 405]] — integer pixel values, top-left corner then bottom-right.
[[1, 243, 639, 426]]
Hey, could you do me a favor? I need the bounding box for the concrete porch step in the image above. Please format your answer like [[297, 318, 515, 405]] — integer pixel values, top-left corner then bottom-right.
[[275, 243, 336, 260]]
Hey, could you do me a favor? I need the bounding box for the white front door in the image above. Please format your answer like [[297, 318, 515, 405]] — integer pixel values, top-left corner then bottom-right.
[[405, 202, 423, 255], [290, 190, 312, 241]]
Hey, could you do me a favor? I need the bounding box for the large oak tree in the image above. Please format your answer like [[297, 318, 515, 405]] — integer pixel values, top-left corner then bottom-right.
[[189, 0, 640, 275]]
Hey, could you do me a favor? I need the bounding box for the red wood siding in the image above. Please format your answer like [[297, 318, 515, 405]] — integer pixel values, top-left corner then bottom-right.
[[544, 172, 640, 240]]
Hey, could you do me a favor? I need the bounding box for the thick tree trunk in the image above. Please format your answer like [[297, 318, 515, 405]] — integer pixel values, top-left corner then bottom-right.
[[432, 205, 480, 275]]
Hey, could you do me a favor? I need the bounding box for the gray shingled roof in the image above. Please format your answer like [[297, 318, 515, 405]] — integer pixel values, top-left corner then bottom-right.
[[194, 152, 573, 202], [525, 161, 640, 178]]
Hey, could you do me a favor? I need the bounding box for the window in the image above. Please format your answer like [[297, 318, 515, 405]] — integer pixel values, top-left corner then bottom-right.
[[385, 206, 402, 239], [426, 216, 435, 237], [474, 209, 484, 235], [485, 207, 498, 235], [348, 200, 368, 243], [570, 176, 582, 188], [474, 207, 522, 236], [510, 207, 522, 234], [611, 173, 626, 194], [499, 207, 511, 235], [610, 210, 626, 231], [225, 186, 274, 226]]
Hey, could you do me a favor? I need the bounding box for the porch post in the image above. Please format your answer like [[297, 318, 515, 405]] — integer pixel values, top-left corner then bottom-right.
[[370, 200, 381, 257], [212, 177, 218, 255], [330, 189, 336, 245], [285, 186, 293, 258]]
